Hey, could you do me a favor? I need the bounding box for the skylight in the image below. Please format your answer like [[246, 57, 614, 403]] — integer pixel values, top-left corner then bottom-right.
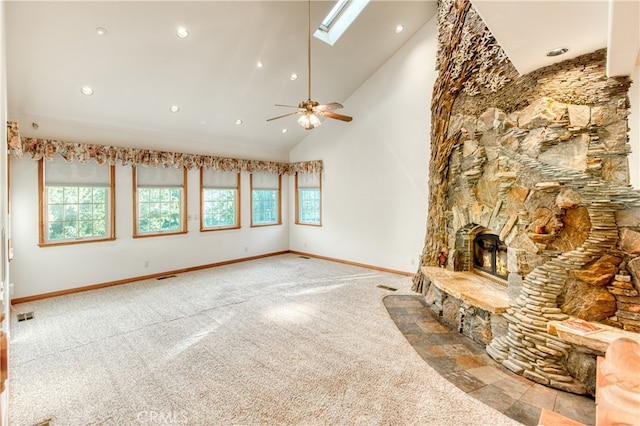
[[318, 0, 350, 32], [313, 0, 370, 46]]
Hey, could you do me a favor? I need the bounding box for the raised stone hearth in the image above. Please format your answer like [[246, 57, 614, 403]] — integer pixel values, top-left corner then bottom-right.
[[422, 266, 509, 346], [422, 267, 509, 314]]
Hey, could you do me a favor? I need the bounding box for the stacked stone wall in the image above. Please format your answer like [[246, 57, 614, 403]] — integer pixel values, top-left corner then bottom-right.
[[416, 0, 637, 396], [453, 49, 630, 117], [440, 90, 640, 395]]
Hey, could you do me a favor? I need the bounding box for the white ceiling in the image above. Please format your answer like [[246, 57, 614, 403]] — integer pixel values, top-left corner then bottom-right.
[[472, 0, 640, 77], [5, 1, 639, 160], [5, 1, 438, 159]]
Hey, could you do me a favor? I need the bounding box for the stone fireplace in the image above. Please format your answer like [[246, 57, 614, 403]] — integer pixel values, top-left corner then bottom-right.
[[420, 85, 640, 395], [413, 2, 640, 393], [413, 0, 640, 397]]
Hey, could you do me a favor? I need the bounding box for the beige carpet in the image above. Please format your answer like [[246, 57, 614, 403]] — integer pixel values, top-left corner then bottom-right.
[[9, 254, 518, 425]]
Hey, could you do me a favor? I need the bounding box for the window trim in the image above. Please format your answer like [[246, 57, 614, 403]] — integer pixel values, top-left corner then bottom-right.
[[250, 173, 282, 227], [132, 166, 188, 238], [295, 172, 322, 227], [38, 158, 116, 247], [200, 169, 241, 232]]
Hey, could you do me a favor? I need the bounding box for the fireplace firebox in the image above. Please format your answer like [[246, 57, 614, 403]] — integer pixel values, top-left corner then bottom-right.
[[473, 234, 507, 281]]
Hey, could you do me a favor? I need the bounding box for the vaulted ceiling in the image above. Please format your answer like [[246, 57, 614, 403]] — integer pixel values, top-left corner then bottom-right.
[[472, 0, 639, 77], [5, 1, 638, 160]]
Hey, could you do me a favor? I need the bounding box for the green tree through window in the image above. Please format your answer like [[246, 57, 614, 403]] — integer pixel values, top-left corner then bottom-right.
[[295, 172, 321, 226], [137, 187, 182, 233], [298, 188, 320, 224], [47, 186, 108, 241], [203, 189, 237, 228], [252, 190, 278, 225]]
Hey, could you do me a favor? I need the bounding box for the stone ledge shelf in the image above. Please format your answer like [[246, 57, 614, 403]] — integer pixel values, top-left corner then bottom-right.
[[422, 266, 510, 314], [548, 319, 640, 354]]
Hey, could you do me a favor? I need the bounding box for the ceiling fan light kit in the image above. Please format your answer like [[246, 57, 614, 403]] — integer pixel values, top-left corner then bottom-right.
[[298, 112, 322, 130], [267, 0, 353, 130]]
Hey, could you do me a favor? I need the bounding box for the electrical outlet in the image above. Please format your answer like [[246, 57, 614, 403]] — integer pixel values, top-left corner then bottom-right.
[[8, 283, 14, 296], [244, 247, 248, 252], [144, 260, 149, 268]]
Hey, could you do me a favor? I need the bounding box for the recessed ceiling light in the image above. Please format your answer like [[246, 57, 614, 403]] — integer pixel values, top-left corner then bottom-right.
[[80, 86, 94, 96], [169, 105, 180, 113], [257, 61, 263, 68], [290, 73, 298, 81], [395, 25, 404, 34], [176, 27, 189, 39], [281, 128, 288, 134], [96, 27, 108, 36], [235, 119, 243, 125], [547, 47, 569, 57]]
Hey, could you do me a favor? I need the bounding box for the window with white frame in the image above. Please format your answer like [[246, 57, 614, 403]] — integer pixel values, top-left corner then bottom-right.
[[201, 169, 240, 231], [250, 172, 281, 226], [296, 172, 322, 225], [39, 157, 115, 246], [133, 166, 187, 237]]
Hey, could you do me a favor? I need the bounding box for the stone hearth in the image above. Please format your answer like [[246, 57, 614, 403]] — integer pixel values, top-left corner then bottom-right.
[[422, 266, 509, 346]]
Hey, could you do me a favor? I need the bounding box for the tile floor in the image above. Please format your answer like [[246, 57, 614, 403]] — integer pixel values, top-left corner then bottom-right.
[[384, 295, 596, 426]]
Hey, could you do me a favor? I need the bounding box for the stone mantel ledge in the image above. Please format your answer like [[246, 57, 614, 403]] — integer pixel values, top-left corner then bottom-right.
[[422, 266, 510, 314], [548, 319, 640, 354]]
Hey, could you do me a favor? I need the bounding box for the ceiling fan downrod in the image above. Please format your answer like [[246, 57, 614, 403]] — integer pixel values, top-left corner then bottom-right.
[[266, 0, 353, 129]]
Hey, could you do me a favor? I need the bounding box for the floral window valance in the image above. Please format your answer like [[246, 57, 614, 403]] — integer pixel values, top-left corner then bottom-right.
[[6, 121, 322, 175]]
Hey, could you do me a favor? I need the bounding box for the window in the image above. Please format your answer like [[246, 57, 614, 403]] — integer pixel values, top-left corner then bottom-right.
[[39, 157, 115, 246], [133, 166, 187, 237], [250, 172, 281, 226], [201, 169, 240, 231], [296, 172, 322, 226], [313, 0, 370, 46]]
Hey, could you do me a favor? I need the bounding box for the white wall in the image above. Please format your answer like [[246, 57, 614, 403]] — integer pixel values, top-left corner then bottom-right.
[[629, 64, 640, 188], [0, 0, 8, 422], [9, 160, 289, 299], [288, 18, 437, 274]]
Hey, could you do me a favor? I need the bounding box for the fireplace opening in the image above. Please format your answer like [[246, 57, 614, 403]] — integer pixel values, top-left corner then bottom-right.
[[473, 233, 508, 281]]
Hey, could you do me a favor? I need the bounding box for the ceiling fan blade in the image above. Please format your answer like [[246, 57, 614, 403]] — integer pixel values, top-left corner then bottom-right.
[[315, 102, 343, 111], [275, 104, 302, 109], [318, 111, 353, 122], [266, 111, 300, 122]]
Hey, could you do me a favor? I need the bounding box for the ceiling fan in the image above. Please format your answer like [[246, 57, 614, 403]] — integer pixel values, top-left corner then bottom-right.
[[266, 0, 353, 130]]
